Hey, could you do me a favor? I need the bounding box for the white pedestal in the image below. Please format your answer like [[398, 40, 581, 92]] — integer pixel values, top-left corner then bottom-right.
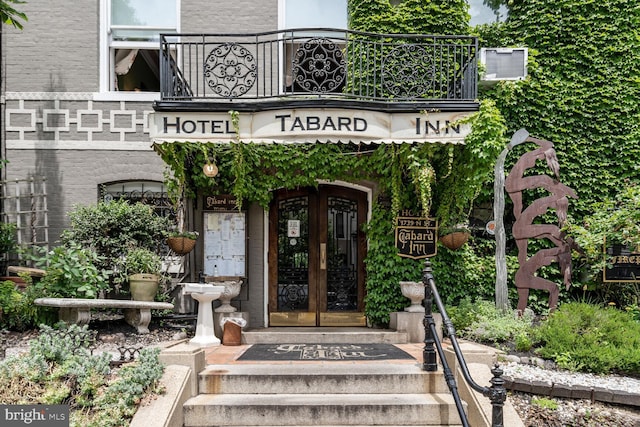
[[186, 288, 226, 347], [390, 311, 442, 343]]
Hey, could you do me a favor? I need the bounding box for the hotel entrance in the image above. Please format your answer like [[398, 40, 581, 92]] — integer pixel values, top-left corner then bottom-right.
[[268, 185, 368, 326]]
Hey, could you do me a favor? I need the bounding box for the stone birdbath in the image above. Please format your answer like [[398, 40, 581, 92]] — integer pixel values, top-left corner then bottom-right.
[[182, 283, 226, 347]]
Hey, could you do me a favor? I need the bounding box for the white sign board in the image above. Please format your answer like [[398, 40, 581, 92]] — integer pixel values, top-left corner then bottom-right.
[[149, 108, 473, 144], [204, 211, 246, 277]]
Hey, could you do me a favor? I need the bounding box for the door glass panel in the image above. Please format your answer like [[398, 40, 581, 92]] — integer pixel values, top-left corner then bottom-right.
[[326, 196, 358, 311], [277, 196, 309, 311]]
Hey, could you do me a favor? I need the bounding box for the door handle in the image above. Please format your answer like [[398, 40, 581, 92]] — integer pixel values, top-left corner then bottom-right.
[[320, 243, 327, 270]]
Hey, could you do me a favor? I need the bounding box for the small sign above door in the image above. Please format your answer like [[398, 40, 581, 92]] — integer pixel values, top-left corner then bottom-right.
[[204, 194, 239, 211], [395, 216, 437, 259]]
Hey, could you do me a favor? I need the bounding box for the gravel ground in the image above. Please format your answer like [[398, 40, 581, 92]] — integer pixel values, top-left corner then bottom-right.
[[3, 317, 640, 427]]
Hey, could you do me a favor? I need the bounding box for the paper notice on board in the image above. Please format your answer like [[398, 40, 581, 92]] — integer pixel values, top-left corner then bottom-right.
[[207, 214, 220, 231]]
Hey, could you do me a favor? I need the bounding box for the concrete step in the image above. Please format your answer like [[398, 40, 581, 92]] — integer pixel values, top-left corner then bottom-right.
[[198, 363, 449, 395], [183, 393, 465, 426], [242, 327, 408, 344]]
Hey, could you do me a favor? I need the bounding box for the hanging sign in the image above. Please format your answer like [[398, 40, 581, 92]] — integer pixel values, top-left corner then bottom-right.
[[395, 215, 437, 259]]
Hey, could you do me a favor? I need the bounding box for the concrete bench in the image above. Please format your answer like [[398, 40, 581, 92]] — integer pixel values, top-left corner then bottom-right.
[[34, 298, 174, 334]]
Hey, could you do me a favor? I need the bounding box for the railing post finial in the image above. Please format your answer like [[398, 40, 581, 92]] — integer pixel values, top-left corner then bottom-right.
[[487, 364, 507, 427]]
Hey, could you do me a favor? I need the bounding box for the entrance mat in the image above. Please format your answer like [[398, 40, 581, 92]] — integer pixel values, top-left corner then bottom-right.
[[237, 343, 415, 361]]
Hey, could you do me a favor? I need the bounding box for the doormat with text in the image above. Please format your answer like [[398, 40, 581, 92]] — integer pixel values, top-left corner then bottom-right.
[[237, 343, 415, 361]]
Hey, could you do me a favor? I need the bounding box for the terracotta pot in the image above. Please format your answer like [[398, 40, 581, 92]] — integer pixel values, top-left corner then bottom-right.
[[129, 273, 159, 301], [439, 231, 470, 250], [167, 236, 196, 255]]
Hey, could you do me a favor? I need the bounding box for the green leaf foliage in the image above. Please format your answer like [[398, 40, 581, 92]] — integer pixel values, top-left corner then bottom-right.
[[475, 1, 640, 306], [537, 302, 640, 375], [480, 0, 640, 219]]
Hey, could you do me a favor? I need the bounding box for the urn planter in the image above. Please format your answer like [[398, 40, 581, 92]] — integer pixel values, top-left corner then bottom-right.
[[399, 281, 425, 312]]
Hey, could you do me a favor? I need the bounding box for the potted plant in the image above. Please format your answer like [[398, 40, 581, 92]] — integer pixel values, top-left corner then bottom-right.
[[438, 220, 471, 250], [119, 247, 162, 301], [166, 230, 199, 255]]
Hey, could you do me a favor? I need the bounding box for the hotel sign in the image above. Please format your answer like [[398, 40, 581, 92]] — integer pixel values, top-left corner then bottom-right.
[[395, 215, 437, 259], [149, 108, 472, 144]]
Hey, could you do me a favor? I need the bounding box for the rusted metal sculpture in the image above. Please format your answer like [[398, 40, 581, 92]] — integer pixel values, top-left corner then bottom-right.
[[505, 135, 577, 313]]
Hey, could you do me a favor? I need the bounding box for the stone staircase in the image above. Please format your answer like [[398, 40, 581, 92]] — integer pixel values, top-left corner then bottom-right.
[[181, 328, 466, 427]]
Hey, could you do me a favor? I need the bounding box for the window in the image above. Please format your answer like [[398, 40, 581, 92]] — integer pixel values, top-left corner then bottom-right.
[[100, 181, 172, 219], [281, 0, 347, 30], [468, 0, 508, 26], [101, 0, 179, 93], [279, 0, 348, 94]]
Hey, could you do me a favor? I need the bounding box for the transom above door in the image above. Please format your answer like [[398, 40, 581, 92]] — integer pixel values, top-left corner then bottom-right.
[[268, 185, 367, 326]]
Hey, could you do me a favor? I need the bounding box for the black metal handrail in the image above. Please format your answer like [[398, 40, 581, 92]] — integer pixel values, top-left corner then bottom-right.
[[159, 28, 478, 104], [422, 259, 507, 427]]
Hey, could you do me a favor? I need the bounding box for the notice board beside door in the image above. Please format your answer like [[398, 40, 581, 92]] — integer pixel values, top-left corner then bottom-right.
[[203, 211, 246, 277]]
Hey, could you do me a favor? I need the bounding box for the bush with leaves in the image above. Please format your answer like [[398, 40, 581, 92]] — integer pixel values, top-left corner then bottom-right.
[[448, 298, 535, 344], [21, 243, 111, 299], [61, 200, 170, 271], [0, 323, 164, 426], [60, 200, 170, 295], [536, 302, 640, 375], [0, 276, 57, 330], [0, 222, 17, 255]]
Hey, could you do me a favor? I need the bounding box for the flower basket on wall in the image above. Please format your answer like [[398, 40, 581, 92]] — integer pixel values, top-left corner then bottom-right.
[[439, 231, 470, 250], [167, 236, 197, 255]]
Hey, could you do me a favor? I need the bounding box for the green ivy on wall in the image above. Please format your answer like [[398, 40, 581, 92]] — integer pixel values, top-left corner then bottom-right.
[[476, 0, 640, 304], [478, 0, 640, 218]]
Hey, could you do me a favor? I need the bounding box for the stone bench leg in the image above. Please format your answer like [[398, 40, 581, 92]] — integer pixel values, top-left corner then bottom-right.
[[124, 308, 151, 334], [59, 307, 91, 326]]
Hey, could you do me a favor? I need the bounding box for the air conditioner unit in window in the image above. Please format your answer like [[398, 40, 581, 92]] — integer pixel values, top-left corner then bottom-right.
[[480, 47, 528, 82]]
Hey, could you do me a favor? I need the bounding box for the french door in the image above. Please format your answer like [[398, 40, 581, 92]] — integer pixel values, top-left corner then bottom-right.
[[268, 185, 367, 326]]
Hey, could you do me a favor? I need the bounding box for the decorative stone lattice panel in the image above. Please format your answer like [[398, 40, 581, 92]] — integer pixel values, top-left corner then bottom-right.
[[4, 93, 154, 150]]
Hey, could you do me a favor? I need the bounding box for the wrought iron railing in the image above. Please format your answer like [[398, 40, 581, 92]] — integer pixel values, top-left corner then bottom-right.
[[159, 29, 478, 103], [422, 259, 507, 427]]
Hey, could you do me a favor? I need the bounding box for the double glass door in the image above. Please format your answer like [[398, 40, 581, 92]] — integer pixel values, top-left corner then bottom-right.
[[268, 185, 367, 326]]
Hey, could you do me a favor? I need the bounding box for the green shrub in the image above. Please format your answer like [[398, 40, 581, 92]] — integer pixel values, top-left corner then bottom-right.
[[0, 278, 56, 330], [0, 323, 164, 426], [537, 302, 640, 375], [22, 244, 110, 299], [449, 298, 535, 344], [61, 200, 170, 272], [0, 222, 17, 255]]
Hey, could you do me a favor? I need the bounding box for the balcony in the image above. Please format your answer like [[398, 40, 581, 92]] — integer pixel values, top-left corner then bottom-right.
[[155, 29, 479, 113]]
